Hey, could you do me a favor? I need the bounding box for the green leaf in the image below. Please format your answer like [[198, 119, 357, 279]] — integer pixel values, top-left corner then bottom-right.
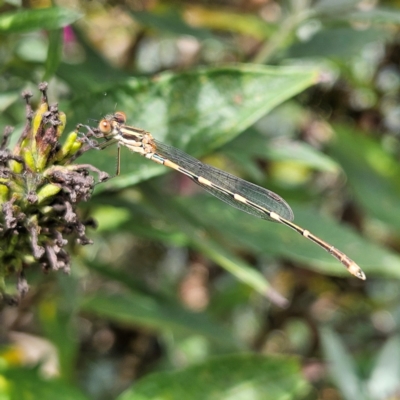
[[140, 184, 288, 304], [133, 6, 274, 40], [132, 9, 212, 39], [118, 354, 310, 400], [38, 274, 81, 379], [314, 0, 362, 17], [43, 29, 63, 80], [320, 328, 364, 400], [174, 195, 400, 279], [288, 204, 400, 278], [225, 130, 340, 174], [331, 124, 400, 233], [265, 141, 340, 172], [347, 7, 400, 24], [91, 195, 277, 300], [0, 7, 83, 33], [3, 367, 89, 400], [75, 65, 320, 190], [368, 336, 400, 398], [81, 292, 238, 348], [288, 27, 390, 59], [88, 192, 286, 302], [85, 196, 187, 245], [0, 92, 19, 112]]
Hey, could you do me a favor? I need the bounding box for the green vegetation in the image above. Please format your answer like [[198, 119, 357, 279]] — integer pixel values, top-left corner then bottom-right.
[[1, 1, 400, 399]]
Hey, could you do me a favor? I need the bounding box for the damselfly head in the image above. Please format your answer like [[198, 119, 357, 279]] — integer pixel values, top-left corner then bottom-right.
[[98, 111, 127, 137], [98, 118, 113, 135]]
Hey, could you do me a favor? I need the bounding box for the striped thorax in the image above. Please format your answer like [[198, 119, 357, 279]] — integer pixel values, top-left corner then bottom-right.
[[98, 111, 156, 157]]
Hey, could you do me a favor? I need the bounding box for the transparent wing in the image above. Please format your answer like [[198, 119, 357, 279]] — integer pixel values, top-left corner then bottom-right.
[[153, 139, 294, 222]]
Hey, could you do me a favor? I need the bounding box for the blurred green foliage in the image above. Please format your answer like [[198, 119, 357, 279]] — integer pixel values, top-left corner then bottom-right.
[[1, 0, 400, 399]]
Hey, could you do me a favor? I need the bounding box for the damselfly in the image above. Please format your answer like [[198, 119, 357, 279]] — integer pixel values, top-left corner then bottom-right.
[[86, 111, 366, 280]]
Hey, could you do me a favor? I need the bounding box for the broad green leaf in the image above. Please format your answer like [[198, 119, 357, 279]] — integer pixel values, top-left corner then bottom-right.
[[331, 125, 400, 233], [74, 65, 320, 190], [320, 328, 364, 400], [0, 7, 83, 33], [81, 292, 237, 348], [119, 354, 310, 400]]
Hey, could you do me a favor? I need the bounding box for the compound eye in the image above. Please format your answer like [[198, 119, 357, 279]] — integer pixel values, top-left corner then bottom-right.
[[98, 119, 112, 134], [114, 111, 126, 124]]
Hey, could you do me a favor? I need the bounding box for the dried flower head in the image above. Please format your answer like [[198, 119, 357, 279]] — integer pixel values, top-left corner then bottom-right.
[[0, 83, 107, 303]]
